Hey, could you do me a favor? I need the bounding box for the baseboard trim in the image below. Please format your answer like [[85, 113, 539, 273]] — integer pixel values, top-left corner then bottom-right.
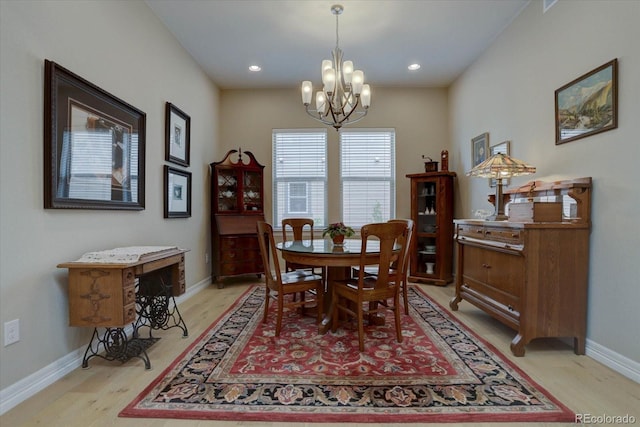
[[0, 276, 211, 415], [585, 339, 640, 384], [3, 279, 638, 414]]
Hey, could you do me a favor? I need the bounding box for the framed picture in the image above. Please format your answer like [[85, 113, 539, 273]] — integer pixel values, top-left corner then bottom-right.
[[471, 132, 489, 167], [489, 141, 511, 187], [165, 102, 190, 167], [44, 60, 146, 210], [164, 166, 191, 218], [555, 58, 618, 145]]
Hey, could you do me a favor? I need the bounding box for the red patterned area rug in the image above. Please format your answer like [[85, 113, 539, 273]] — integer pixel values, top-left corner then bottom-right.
[[120, 285, 574, 423]]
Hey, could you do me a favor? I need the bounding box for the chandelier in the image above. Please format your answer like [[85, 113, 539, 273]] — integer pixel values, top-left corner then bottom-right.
[[301, 4, 370, 131]]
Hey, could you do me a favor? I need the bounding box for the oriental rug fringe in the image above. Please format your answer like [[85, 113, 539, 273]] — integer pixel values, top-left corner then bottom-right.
[[120, 285, 574, 423]]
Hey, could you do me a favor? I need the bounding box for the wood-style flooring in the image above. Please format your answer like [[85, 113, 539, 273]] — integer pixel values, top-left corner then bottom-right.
[[2, 278, 639, 427]]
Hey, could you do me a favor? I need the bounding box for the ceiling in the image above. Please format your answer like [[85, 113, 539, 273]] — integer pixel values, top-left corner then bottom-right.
[[144, 0, 529, 90]]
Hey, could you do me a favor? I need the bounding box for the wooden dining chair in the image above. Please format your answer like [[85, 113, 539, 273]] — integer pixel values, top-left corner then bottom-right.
[[331, 221, 409, 351], [281, 218, 322, 274], [257, 221, 324, 336], [351, 219, 414, 314]]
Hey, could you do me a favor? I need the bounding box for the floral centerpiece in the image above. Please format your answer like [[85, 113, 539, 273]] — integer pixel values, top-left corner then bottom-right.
[[322, 222, 355, 245]]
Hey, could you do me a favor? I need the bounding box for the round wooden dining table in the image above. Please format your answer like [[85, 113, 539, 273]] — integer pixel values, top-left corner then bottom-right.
[[276, 239, 384, 333]]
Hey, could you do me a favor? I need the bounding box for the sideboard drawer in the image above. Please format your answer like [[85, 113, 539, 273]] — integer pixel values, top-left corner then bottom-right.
[[457, 224, 485, 239], [484, 227, 523, 245]]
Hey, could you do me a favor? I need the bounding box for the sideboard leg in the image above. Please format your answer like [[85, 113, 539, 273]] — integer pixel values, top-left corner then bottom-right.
[[510, 333, 526, 357]]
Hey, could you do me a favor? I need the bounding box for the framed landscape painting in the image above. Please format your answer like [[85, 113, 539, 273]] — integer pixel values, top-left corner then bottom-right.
[[555, 59, 618, 145]]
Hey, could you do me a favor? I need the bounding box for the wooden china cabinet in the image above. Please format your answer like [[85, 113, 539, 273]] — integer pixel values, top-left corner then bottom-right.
[[406, 172, 456, 285], [210, 149, 265, 288]]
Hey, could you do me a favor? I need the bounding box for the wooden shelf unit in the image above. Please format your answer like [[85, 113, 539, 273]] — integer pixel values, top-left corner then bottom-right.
[[406, 171, 456, 286]]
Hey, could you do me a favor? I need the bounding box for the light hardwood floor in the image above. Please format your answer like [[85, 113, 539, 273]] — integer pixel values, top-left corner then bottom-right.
[[2, 278, 639, 427]]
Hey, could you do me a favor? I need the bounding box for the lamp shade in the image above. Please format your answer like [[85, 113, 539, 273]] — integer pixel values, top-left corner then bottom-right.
[[466, 153, 536, 178], [467, 152, 536, 221]]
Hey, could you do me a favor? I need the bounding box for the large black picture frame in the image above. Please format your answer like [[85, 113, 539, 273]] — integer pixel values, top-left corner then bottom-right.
[[44, 60, 146, 210]]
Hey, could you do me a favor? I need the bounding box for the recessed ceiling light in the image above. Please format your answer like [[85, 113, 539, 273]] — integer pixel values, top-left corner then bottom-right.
[[408, 63, 421, 71], [249, 65, 261, 72]]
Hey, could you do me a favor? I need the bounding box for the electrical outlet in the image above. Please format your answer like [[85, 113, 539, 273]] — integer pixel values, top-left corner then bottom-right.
[[205, 252, 209, 264], [4, 319, 20, 346]]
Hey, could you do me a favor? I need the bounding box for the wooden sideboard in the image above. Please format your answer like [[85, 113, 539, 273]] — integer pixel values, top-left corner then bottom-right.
[[58, 246, 188, 368], [450, 178, 591, 356]]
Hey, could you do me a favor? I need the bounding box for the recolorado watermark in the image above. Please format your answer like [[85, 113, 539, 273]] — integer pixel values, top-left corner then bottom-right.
[[575, 413, 636, 424]]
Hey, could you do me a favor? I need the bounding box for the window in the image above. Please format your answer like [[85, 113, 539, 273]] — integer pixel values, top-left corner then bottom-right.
[[340, 129, 396, 226], [288, 182, 308, 213], [272, 129, 327, 227]]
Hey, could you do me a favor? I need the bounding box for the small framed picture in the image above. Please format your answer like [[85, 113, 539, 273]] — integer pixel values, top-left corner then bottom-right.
[[164, 166, 191, 218], [489, 141, 511, 187], [471, 132, 489, 167], [555, 59, 617, 145], [165, 102, 190, 167]]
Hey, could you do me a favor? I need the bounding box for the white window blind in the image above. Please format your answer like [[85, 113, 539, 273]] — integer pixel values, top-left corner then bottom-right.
[[272, 129, 327, 227], [340, 129, 396, 227]]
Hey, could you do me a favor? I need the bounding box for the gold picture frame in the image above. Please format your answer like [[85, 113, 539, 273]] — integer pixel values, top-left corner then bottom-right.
[[555, 59, 618, 145]]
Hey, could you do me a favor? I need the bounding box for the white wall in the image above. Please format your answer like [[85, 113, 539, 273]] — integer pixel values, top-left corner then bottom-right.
[[0, 0, 219, 389], [219, 86, 449, 224], [449, 0, 640, 362]]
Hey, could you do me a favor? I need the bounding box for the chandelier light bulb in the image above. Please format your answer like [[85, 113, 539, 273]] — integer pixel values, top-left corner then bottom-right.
[[343, 60, 354, 84], [316, 91, 326, 114], [301, 81, 313, 105], [361, 84, 371, 108], [322, 68, 336, 93], [351, 70, 364, 95]]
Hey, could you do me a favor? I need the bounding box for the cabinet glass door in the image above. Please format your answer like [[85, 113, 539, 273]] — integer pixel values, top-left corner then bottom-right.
[[243, 170, 262, 212], [217, 168, 239, 211], [416, 180, 437, 275]]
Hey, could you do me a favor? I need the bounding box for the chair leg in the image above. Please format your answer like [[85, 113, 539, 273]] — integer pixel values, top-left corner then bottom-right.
[[394, 294, 403, 344], [331, 289, 340, 332], [316, 285, 323, 325], [263, 289, 270, 323], [276, 294, 284, 336], [402, 281, 409, 315], [357, 302, 365, 352]]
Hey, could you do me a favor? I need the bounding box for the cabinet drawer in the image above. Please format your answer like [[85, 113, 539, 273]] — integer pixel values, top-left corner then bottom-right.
[[220, 261, 263, 276], [221, 236, 259, 250], [123, 285, 136, 306], [457, 224, 522, 246], [123, 302, 136, 324], [221, 249, 261, 262], [483, 227, 523, 245], [462, 276, 521, 316], [457, 224, 485, 239], [123, 268, 136, 286]]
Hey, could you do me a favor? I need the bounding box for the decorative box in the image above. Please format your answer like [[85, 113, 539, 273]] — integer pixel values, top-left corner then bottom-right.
[[508, 202, 562, 222]]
